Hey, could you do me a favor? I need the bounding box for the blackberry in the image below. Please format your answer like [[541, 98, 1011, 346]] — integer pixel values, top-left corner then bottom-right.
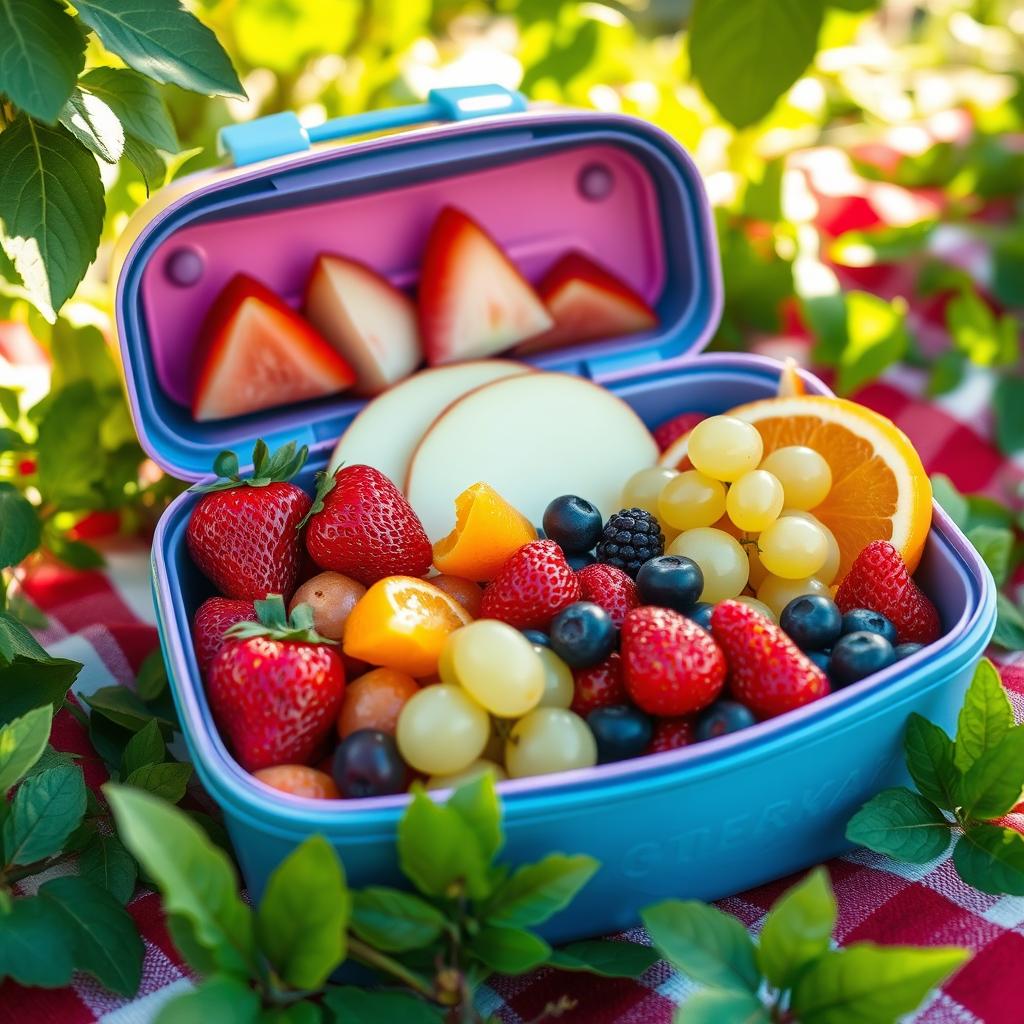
[[595, 508, 664, 578]]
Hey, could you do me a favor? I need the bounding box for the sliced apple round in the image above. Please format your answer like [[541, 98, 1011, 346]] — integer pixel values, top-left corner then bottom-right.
[[328, 360, 530, 486], [406, 372, 659, 541]]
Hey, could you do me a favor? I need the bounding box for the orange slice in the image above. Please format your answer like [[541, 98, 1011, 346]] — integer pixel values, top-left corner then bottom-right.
[[432, 482, 537, 582], [725, 396, 932, 580], [342, 576, 473, 677], [776, 357, 807, 397]]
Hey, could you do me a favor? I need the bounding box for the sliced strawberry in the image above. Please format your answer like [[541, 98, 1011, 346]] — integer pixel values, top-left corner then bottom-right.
[[418, 207, 552, 365], [304, 254, 421, 396], [516, 252, 658, 355], [192, 273, 356, 421]]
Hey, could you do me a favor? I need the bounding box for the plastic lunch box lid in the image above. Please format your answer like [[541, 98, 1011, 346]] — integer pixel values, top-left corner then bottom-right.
[[112, 84, 723, 482]]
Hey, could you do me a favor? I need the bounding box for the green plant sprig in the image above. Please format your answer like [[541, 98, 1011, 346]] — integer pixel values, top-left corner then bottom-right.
[[847, 657, 1024, 896]]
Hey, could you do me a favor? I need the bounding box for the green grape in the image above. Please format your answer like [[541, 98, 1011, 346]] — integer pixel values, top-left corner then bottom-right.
[[426, 759, 506, 790], [757, 575, 830, 618], [534, 646, 575, 709], [757, 516, 828, 579], [725, 469, 784, 532], [658, 470, 727, 531], [437, 630, 462, 686], [668, 527, 749, 603], [453, 619, 545, 717], [781, 509, 840, 585], [622, 466, 679, 515], [505, 708, 597, 778], [734, 595, 777, 623], [759, 446, 832, 510], [686, 416, 764, 482], [396, 684, 489, 776]]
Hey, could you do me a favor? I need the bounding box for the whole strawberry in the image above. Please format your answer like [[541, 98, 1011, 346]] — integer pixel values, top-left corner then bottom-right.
[[303, 465, 432, 586], [576, 563, 639, 628], [193, 596, 255, 673], [571, 652, 626, 717], [621, 606, 726, 716], [480, 540, 581, 630], [652, 411, 705, 452], [711, 600, 829, 719], [208, 595, 345, 772], [835, 540, 940, 645], [187, 440, 311, 601]]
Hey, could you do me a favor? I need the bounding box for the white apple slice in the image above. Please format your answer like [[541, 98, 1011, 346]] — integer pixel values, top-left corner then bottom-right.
[[304, 254, 420, 395], [407, 373, 659, 541], [329, 360, 530, 486]]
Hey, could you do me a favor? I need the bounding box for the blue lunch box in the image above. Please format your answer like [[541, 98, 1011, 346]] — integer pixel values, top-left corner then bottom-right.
[[111, 85, 997, 941]]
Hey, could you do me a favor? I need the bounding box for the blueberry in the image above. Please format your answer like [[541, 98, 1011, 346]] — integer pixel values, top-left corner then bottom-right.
[[549, 601, 617, 668], [332, 729, 407, 798], [687, 602, 714, 632], [586, 705, 653, 763], [542, 496, 603, 554], [566, 550, 597, 572], [807, 650, 831, 673], [841, 608, 897, 645], [779, 595, 842, 651], [636, 555, 704, 614], [695, 700, 757, 741], [894, 642, 923, 661], [829, 631, 896, 687], [521, 629, 551, 648]]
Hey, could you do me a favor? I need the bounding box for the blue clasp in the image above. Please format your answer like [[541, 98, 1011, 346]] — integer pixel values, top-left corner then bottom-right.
[[219, 84, 528, 167]]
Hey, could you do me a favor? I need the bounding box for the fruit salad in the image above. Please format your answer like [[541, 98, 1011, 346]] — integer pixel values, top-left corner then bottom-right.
[[185, 385, 941, 802]]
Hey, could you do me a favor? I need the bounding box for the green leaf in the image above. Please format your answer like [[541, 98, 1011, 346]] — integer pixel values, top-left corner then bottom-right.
[[0, 894, 74, 987], [75, 0, 245, 99], [0, 0, 85, 122], [967, 525, 1014, 586], [259, 1004, 321, 1024], [23, 744, 77, 781], [947, 287, 1018, 367], [0, 484, 41, 569], [2, 763, 85, 865], [993, 376, 1024, 457], [0, 118, 105, 321], [674, 989, 772, 1024], [322, 987, 443, 1024], [689, 0, 823, 128], [38, 875, 143, 995], [0, 655, 79, 726], [548, 939, 660, 978], [472, 924, 551, 975], [105, 784, 256, 976], [953, 824, 1024, 896], [121, 719, 166, 777], [904, 713, 959, 810], [397, 787, 489, 900], [486, 853, 598, 928], [80, 831, 138, 903], [47, 535, 106, 569], [757, 867, 836, 990], [35, 380, 106, 504], [791, 942, 969, 1024], [155, 975, 261, 1024], [58, 89, 125, 164], [0, 610, 48, 663], [992, 593, 1024, 651], [85, 685, 172, 732], [350, 886, 447, 953], [124, 761, 192, 803], [836, 293, 911, 396], [256, 835, 349, 990], [926, 351, 965, 398], [958, 727, 1024, 821], [955, 657, 1012, 773], [447, 773, 503, 862], [80, 67, 179, 152], [121, 134, 167, 194], [845, 788, 951, 863], [642, 899, 759, 993], [136, 649, 168, 701], [0, 706, 52, 792]]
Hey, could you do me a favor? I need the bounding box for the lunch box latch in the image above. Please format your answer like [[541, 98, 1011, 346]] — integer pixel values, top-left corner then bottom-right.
[[218, 84, 529, 167]]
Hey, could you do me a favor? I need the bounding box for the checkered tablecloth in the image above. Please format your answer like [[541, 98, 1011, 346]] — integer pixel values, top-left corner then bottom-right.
[[2, 366, 1023, 1024]]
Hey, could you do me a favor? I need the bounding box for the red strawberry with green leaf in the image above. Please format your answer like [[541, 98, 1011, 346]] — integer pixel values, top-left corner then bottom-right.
[[187, 440, 311, 601], [711, 600, 829, 719], [303, 465, 432, 586], [193, 596, 256, 673], [208, 595, 345, 771], [480, 540, 581, 629]]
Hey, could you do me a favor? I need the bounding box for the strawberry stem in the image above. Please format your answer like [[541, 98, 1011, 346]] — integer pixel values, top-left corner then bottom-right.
[[190, 439, 309, 494], [297, 468, 338, 529], [224, 594, 337, 645]]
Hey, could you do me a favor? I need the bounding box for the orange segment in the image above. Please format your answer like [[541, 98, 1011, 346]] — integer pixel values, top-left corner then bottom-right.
[[432, 482, 537, 582], [342, 576, 473, 677], [725, 395, 932, 580]]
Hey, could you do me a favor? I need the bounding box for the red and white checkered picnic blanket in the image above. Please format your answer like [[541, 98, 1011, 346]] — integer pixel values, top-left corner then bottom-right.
[[3, 366, 1023, 1024]]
